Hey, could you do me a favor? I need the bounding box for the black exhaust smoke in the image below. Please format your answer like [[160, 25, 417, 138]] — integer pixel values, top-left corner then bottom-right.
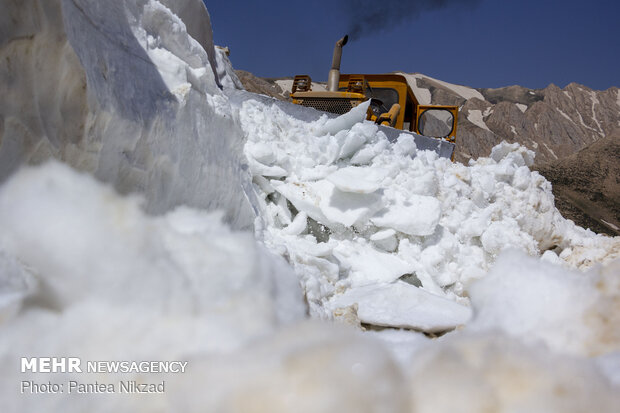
[[339, 0, 481, 40]]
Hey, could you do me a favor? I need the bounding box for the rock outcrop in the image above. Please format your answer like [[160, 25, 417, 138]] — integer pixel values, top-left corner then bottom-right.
[[234, 70, 290, 101]]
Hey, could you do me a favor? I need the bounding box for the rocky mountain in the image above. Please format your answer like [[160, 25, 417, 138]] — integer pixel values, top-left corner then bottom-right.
[[433, 79, 620, 165]]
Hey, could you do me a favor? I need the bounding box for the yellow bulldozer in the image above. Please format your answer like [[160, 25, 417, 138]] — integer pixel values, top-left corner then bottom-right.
[[290, 35, 459, 159]]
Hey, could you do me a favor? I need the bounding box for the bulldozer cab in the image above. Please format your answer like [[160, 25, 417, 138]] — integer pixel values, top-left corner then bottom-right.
[[291, 73, 458, 143]]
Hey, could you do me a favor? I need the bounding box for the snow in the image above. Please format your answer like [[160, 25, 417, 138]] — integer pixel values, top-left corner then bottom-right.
[[274, 79, 293, 94], [332, 240, 413, 287], [371, 194, 441, 236], [516, 103, 527, 112], [370, 228, 398, 251], [313, 99, 371, 137], [1, 0, 620, 411], [214, 46, 244, 90], [0, 0, 256, 229], [468, 250, 620, 356], [398, 73, 432, 104], [272, 179, 383, 228], [331, 281, 472, 331], [557, 107, 573, 122], [467, 109, 491, 131], [326, 166, 388, 194], [0, 162, 305, 325], [601, 219, 619, 231], [240, 92, 619, 330], [402, 73, 486, 102], [576, 107, 599, 134], [589, 91, 605, 136], [408, 332, 620, 412], [543, 142, 559, 159]]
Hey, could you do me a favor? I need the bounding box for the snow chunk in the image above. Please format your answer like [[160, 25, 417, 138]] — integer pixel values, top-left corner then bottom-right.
[[331, 281, 471, 331], [247, 141, 277, 165], [481, 222, 537, 255], [313, 100, 371, 137], [322, 185, 383, 227], [393, 133, 418, 157], [326, 166, 388, 194], [273, 180, 383, 228], [332, 240, 413, 286], [370, 229, 398, 252], [490, 141, 535, 166], [372, 195, 441, 236], [283, 211, 308, 235]]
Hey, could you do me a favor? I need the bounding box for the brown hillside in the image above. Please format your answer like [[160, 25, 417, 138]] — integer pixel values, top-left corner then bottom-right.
[[537, 131, 620, 236]]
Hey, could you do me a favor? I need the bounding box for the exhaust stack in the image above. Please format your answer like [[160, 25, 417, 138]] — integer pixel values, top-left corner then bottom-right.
[[327, 35, 349, 92]]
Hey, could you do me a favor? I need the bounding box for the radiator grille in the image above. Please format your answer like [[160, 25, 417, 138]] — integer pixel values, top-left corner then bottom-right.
[[297, 98, 354, 115]]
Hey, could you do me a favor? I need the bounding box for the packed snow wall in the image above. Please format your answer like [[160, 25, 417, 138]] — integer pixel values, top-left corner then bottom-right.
[[0, 0, 254, 228]]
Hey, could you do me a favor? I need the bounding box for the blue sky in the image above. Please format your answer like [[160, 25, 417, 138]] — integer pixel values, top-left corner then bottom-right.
[[205, 0, 619, 90]]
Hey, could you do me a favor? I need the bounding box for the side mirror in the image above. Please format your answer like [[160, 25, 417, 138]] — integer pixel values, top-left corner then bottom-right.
[[417, 108, 455, 139]]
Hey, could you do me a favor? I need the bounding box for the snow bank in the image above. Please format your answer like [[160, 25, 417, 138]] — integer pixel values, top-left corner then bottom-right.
[[0, 0, 254, 228], [0, 162, 304, 326], [0, 162, 313, 412]]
